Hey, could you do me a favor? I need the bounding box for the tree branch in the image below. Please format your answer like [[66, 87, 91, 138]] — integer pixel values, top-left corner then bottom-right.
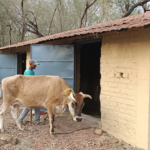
[[21, 0, 26, 41], [58, 1, 63, 32], [122, 0, 150, 17], [80, 0, 97, 28], [48, 0, 62, 34]]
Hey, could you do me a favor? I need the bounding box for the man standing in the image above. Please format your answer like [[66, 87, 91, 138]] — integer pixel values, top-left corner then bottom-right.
[[18, 59, 40, 125]]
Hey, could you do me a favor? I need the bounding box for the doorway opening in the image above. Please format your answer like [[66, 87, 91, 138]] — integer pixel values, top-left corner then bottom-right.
[[17, 53, 26, 74], [79, 41, 101, 117]]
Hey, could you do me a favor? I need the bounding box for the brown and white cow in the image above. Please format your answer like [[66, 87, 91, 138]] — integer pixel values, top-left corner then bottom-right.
[[0, 75, 91, 134]]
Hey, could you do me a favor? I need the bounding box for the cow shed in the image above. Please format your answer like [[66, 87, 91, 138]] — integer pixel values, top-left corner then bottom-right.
[[1, 12, 150, 150]]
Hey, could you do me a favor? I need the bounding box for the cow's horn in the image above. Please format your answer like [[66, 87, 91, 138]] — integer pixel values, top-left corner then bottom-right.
[[79, 92, 92, 99], [70, 93, 76, 102], [84, 94, 92, 99]]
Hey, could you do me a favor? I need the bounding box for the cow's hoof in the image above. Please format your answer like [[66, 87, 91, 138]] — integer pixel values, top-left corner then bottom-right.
[[19, 127, 24, 131], [50, 134, 56, 138], [50, 131, 55, 135]]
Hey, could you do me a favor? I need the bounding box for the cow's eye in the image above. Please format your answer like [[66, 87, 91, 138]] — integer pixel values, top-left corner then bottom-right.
[[72, 102, 75, 107]]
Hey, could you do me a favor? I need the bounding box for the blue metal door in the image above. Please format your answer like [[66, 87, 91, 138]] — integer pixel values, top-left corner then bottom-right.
[[0, 54, 17, 81], [31, 44, 74, 89]]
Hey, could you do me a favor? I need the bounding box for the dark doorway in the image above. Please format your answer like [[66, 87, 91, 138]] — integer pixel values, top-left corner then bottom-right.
[[17, 53, 26, 74], [80, 42, 101, 117]]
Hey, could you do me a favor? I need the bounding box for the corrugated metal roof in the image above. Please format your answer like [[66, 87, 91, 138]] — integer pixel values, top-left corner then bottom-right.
[[1, 12, 150, 51]]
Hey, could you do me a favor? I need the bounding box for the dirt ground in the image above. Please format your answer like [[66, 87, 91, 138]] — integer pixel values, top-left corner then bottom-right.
[[0, 99, 143, 150]]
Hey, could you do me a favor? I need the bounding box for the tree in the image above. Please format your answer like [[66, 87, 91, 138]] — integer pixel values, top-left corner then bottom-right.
[[106, 0, 150, 18], [123, 0, 150, 17], [0, 0, 150, 46]]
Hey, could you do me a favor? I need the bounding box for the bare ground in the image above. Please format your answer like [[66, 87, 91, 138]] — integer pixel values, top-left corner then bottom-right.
[[0, 99, 142, 150]]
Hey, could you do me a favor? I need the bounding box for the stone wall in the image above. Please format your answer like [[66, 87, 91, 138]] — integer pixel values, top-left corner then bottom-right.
[[100, 27, 150, 150]]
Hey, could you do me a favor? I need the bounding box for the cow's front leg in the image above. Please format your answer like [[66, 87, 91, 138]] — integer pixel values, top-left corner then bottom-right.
[[48, 113, 55, 135], [50, 115, 55, 135]]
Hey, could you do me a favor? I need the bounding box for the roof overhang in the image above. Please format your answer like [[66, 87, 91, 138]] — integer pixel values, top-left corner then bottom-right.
[[0, 12, 150, 53]]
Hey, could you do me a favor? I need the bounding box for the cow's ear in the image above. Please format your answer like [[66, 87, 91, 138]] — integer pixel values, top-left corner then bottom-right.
[[63, 88, 74, 95], [61, 92, 76, 102], [61, 92, 69, 96], [79, 92, 92, 99], [68, 93, 76, 102]]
